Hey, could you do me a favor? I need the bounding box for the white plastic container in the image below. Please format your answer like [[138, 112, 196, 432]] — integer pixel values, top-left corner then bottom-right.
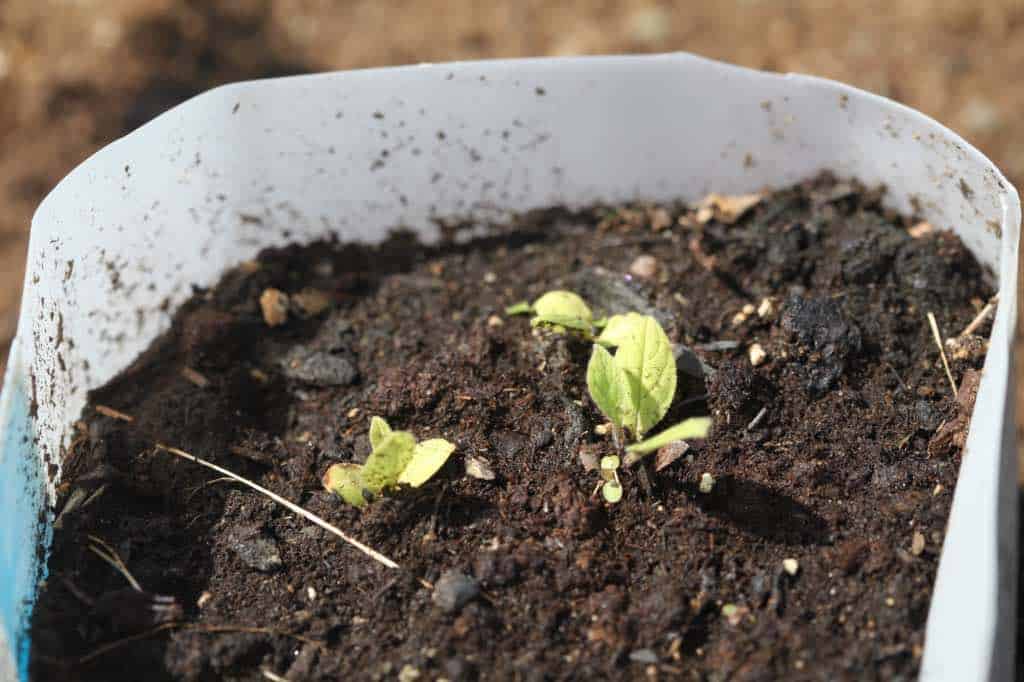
[[0, 54, 1018, 681]]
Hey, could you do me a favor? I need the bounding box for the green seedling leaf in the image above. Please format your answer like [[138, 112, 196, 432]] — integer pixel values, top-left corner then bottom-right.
[[599, 454, 620, 482], [505, 301, 533, 316], [596, 312, 646, 348], [625, 417, 712, 456], [398, 438, 456, 488], [593, 316, 609, 329], [322, 463, 367, 508], [614, 315, 677, 436], [587, 344, 628, 426], [602, 480, 623, 503], [360, 431, 416, 494], [531, 290, 593, 331], [369, 415, 392, 450]]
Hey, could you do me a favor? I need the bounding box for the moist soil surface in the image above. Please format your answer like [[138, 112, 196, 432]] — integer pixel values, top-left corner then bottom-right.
[[31, 174, 994, 681]]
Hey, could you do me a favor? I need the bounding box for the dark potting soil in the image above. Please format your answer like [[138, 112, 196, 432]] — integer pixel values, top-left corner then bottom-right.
[[30, 174, 995, 681]]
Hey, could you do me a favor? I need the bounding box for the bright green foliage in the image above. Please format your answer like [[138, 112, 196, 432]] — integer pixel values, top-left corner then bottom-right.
[[626, 417, 713, 455], [509, 288, 714, 505], [599, 455, 620, 479], [587, 345, 629, 426], [323, 417, 456, 507], [398, 438, 457, 488], [613, 315, 676, 436], [602, 480, 623, 503], [599, 455, 622, 504], [588, 312, 677, 438], [321, 463, 366, 507], [505, 301, 533, 316], [361, 431, 417, 494], [369, 415, 392, 450], [530, 290, 593, 332], [596, 312, 646, 348]]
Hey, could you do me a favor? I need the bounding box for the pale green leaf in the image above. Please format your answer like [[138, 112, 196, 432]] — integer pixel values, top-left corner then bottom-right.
[[531, 314, 593, 333], [369, 415, 392, 450], [322, 463, 367, 508], [360, 431, 416, 493], [613, 315, 677, 436], [505, 301, 533, 316], [532, 290, 592, 331], [602, 480, 623, 503], [596, 312, 646, 348], [626, 417, 713, 456], [599, 454, 620, 482], [586, 344, 627, 426], [398, 438, 456, 487]]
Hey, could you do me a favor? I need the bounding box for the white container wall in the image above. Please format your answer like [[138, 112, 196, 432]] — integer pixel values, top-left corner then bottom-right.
[[0, 54, 1018, 681]]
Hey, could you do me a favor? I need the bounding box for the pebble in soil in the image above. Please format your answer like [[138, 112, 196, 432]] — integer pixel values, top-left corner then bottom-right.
[[30, 174, 993, 681]]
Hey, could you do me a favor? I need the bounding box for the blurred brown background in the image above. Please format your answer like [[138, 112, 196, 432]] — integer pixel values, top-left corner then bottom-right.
[[0, 2, 1021, 447]]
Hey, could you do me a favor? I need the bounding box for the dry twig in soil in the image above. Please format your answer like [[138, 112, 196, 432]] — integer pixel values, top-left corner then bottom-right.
[[155, 443, 401, 570], [926, 312, 958, 397], [87, 535, 142, 591]]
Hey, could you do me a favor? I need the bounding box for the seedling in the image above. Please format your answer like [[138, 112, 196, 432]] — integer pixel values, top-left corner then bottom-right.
[[599, 455, 623, 503], [506, 290, 601, 335], [323, 416, 456, 507], [509, 289, 713, 504], [588, 311, 711, 456]]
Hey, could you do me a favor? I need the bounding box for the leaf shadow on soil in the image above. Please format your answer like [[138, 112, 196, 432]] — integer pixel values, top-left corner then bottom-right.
[[685, 475, 830, 545]]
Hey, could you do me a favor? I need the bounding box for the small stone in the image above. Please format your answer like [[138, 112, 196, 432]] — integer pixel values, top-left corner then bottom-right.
[[233, 531, 283, 573], [699, 472, 715, 494], [465, 455, 496, 481], [432, 571, 479, 613], [731, 310, 749, 326], [629, 648, 659, 664], [292, 288, 331, 317], [483, 272, 497, 284], [282, 349, 358, 386], [594, 422, 612, 436], [487, 314, 504, 328], [629, 255, 659, 280], [649, 207, 672, 232], [782, 558, 799, 576], [757, 298, 775, 318], [933, 484, 944, 496], [748, 343, 767, 367], [911, 532, 926, 556], [907, 221, 934, 238], [260, 288, 289, 327], [307, 586, 317, 601], [399, 664, 421, 682], [742, 303, 756, 316], [655, 440, 690, 472], [196, 591, 212, 608], [579, 444, 601, 472], [346, 407, 360, 419], [885, 596, 896, 607]]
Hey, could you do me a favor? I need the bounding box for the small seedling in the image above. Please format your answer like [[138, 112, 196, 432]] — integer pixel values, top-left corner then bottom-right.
[[506, 290, 599, 335], [323, 416, 456, 507], [597, 455, 623, 503], [510, 289, 713, 504], [587, 311, 711, 453]]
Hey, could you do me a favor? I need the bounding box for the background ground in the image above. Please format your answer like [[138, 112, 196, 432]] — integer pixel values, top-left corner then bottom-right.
[[1, 0, 1023, 667]]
